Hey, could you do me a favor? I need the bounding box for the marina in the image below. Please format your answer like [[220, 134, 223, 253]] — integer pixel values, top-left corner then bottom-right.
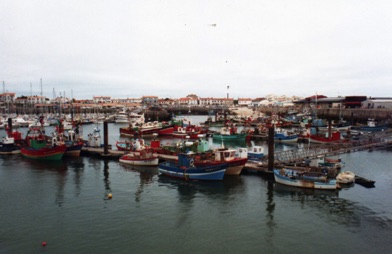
[[0, 114, 391, 253], [3, 1, 392, 252]]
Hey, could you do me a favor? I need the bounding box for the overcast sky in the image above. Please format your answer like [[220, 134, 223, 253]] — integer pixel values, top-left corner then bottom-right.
[[1, 0, 392, 99]]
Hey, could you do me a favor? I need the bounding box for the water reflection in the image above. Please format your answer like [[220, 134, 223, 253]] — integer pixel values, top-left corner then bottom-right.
[[103, 160, 111, 199], [21, 157, 68, 172], [119, 164, 159, 202], [158, 175, 244, 199], [20, 158, 69, 206], [66, 157, 85, 197], [265, 180, 276, 240], [272, 182, 392, 230]]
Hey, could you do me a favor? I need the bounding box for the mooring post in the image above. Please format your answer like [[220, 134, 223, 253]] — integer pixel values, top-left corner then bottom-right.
[[7, 118, 13, 136], [103, 121, 109, 155], [268, 125, 275, 172]]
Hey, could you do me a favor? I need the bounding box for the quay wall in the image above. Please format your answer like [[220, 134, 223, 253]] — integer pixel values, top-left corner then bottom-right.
[[258, 107, 392, 123]]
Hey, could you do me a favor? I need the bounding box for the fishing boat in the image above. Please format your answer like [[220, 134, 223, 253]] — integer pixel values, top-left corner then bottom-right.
[[212, 125, 248, 141], [21, 128, 66, 160], [318, 123, 351, 132], [336, 171, 355, 184], [155, 136, 213, 160], [0, 119, 24, 154], [158, 153, 227, 181], [52, 120, 84, 157], [0, 136, 22, 154], [352, 118, 389, 132], [273, 168, 338, 190], [204, 148, 248, 175], [247, 141, 264, 160], [119, 148, 159, 166], [115, 140, 134, 151], [120, 121, 172, 137], [309, 131, 343, 144], [171, 125, 206, 139], [274, 129, 298, 143], [86, 126, 103, 147]]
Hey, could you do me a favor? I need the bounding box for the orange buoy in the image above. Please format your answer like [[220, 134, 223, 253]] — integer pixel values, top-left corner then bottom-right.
[[107, 193, 113, 199]]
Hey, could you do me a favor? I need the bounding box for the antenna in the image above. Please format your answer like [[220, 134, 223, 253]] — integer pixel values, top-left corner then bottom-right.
[[2, 81, 4, 93], [40, 78, 43, 96]]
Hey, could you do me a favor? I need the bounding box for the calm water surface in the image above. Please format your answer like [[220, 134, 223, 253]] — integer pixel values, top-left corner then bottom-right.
[[0, 117, 391, 253]]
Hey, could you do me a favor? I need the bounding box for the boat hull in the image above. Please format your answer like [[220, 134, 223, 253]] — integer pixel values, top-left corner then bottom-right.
[[158, 162, 226, 181], [273, 169, 337, 190], [274, 136, 298, 143], [21, 145, 66, 160], [65, 144, 83, 157], [212, 133, 248, 141], [0, 144, 21, 154], [120, 157, 159, 166], [194, 158, 247, 175]]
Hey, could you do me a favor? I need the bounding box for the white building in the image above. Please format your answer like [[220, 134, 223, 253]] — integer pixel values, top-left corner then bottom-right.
[[362, 98, 392, 109], [237, 98, 252, 107]]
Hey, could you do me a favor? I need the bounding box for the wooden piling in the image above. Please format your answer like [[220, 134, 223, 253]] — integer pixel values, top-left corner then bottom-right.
[[103, 121, 109, 155], [7, 118, 12, 135], [268, 125, 275, 172]]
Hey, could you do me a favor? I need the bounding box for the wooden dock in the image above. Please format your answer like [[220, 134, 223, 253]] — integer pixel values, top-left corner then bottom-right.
[[244, 129, 392, 173], [274, 130, 392, 164], [81, 147, 126, 159]]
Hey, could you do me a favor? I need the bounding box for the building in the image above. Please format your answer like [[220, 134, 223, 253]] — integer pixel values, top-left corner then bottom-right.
[[343, 96, 367, 109], [1, 93, 16, 113], [93, 96, 112, 104], [199, 97, 233, 106], [362, 98, 392, 109], [315, 97, 345, 109], [142, 96, 158, 105], [237, 98, 253, 107]]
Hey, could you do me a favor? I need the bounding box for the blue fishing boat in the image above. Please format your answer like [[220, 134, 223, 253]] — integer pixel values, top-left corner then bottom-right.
[[274, 129, 298, 143], [352, 118, 389, 132], [247, 141, 264, 160], [158, 154, 227, 181], [273, 168, 338, 190]]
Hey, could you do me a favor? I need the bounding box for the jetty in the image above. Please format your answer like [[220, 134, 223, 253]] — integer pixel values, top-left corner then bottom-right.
[[244, 128, 392, 174]]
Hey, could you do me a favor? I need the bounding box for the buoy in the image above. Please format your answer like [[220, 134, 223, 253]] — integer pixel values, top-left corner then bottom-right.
[[41, 242, 47, 247], [107, 193, 112, 199]]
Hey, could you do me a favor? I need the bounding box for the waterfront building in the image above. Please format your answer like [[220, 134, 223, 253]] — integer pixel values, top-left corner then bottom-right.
[[142, 96, 159, 105], [362, 97, 392, 109], [93, 96, 112, 104], [199, 97, 233, 106], [237, 98, 253, 107]]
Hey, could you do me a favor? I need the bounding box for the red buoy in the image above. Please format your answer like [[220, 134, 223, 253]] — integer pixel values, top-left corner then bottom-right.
[[42, 242, 47, 247]]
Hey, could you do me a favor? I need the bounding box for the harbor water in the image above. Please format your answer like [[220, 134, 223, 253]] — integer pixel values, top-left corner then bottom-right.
[[1, 116, 392, 253]]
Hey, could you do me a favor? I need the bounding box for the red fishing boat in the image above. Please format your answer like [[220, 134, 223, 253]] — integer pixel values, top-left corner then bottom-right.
[[21, 126, 66, 160], [120, 121, 173, 137], [309, 131, 343, 144], [119, 148, 159, 166], [171, 125, 207, 139], [194, 148, 248, 175]]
